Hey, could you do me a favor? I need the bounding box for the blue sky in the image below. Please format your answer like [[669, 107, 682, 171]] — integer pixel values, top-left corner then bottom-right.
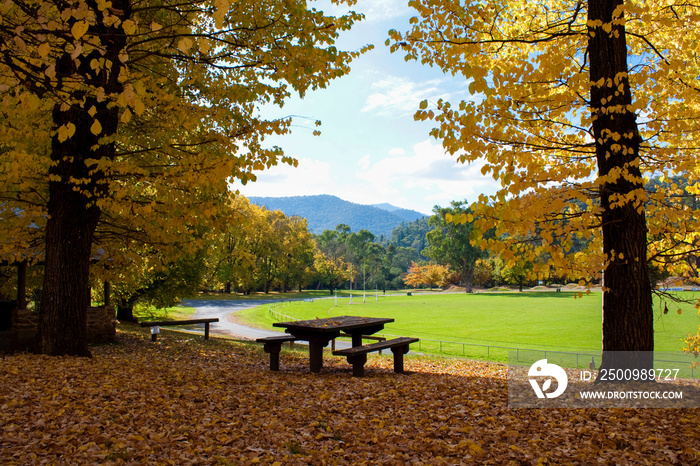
[[233, 0, 500, 215]]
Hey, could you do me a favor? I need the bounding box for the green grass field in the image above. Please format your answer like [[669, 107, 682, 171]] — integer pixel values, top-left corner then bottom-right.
[[237, 291, 700, 367], [132, 304, 196, 321]]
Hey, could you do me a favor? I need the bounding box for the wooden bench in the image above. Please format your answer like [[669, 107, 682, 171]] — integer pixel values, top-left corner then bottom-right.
[[333, 337, 419, 377], [331, 333, 387, 353], [140, 318, 219, 341], [256, 335, 298, 371]]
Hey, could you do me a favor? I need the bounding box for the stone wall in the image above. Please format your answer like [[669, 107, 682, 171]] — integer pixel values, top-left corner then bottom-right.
[[86, 306, 116, 344], [5, 306, 116, 351], [9, 307, 38, 351]]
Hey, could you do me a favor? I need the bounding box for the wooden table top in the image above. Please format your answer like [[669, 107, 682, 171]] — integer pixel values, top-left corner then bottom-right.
[[273, 315, 394, 334]]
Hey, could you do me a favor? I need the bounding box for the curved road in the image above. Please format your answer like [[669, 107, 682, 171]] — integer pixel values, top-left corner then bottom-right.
[[182, 298, 352, 350], [182, 299, 286, 340]]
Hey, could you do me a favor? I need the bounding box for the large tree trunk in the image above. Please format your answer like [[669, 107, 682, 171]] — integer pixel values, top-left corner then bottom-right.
[[37, 179, 101, 356], [36, 3, 130, 356], [464, 264, 474, 293], [588, 0, 654, 379]]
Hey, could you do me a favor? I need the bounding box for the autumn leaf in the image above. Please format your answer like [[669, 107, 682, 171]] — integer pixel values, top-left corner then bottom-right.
[[37, 42, 51, 58], [71, 21, 89, 40], [57, 123, 76, 142], [90, 119, 102, 135], [1, 327, 699, 465], [178, 37, 194, 52], [122, 19, 137, 35]]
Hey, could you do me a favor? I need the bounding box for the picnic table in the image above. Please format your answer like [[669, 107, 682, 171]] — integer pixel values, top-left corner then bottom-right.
[[272, 316, 394, 373]]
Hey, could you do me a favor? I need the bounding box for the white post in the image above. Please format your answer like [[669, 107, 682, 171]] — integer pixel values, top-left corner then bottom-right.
[[363, 265, 366, 303], [350, 264, 353, 305]]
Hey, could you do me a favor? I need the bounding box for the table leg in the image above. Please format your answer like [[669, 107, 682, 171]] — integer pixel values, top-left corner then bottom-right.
[[351, 333, 363, 347], [347, 354, 367, 377], [309, 340, 324, 373], [263, 342, 284, 371], [391, 344, 409, 373]]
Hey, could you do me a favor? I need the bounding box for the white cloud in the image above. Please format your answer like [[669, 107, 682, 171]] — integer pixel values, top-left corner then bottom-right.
[[234, 157, 336, 198], [354, 139, 499, 212], [358, 154, 372, 170], [318, 0, 407, 23], [233, 142, 499, 216], [362, 76, 448, 118], [360, 0, 407, 22]]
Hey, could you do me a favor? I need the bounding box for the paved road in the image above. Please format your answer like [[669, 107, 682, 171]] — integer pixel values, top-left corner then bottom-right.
[[182, 298, 352, 349], [182, 299, 287, 340]]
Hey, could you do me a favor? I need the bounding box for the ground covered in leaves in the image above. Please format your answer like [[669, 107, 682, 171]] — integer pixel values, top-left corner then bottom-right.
[[2, 327, 700, 465]]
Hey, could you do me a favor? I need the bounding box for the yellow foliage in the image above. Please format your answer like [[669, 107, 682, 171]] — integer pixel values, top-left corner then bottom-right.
[[0, 0, 368, 269], [389, 0, 700, 285], [404, 262, 451, 289]]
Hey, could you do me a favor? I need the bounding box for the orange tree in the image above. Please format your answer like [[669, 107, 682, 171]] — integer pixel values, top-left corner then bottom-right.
[[404, 262, 451, 290], [0, 0, 366, 355], [389, 0, 700, 374]]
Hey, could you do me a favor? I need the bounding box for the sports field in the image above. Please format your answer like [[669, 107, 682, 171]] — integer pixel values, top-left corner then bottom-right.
[[238, 291, 700, 364]]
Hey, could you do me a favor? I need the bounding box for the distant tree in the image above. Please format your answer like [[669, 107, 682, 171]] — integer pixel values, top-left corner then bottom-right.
[[423, 202, 487, 293], [501, 261, 534, 293], [472, 259, 494, 288], [109, 253, 207, 322], [382, 244, 421, 290], [404, 262, 450, 290], [313, 249, 352, 295], [278, 217, 316, 293], [203, 199, 315, 295], [346, 229, 375, 263], [389, 217, 431, 254]]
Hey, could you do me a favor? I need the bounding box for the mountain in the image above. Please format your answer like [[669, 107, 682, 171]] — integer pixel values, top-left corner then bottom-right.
[[248, 195, 427, 236], [371, 203, 427, 223], [371, 203, 400, 212]]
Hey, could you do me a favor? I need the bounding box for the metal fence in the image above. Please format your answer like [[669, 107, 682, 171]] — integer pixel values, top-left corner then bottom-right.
[[268, 302, 298, 322]]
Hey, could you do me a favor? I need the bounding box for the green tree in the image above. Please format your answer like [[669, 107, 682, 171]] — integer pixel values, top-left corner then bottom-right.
[[108, 253, 207, 322], [423, 202, 487, 293], [389, 217, 431, 254], [501, 261, 534, 293], [383, 244, 422, 290], [388, 0, 700, 374], [0, 0, 365, 355], [346, 229, 386, 291]]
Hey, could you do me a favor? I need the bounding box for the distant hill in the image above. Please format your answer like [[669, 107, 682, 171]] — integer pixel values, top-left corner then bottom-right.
[[371, 203, 400, 212], [248, 195, 427, 236]]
